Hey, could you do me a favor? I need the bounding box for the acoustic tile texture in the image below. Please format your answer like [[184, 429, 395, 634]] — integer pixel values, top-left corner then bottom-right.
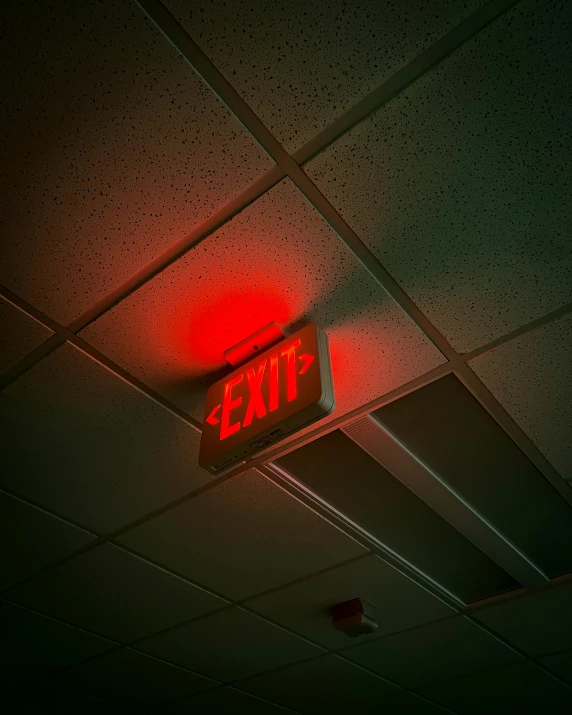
[[0, 0, 272, 324], [471, 314, 572, 481], [81, 179, 445, 425], [165, 0, 484, 152], [2, 0, 572, 711], [306, 0, 572, 353]]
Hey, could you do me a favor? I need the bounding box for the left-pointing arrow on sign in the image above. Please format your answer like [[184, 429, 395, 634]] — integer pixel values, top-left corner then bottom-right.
[[206, 404, 221, 425]]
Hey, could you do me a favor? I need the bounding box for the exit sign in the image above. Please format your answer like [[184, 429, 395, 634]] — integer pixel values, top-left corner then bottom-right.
[[199, 324, 335, 473]]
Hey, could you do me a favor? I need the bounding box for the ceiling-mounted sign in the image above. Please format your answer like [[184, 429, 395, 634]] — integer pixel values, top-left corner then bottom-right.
[[199, 323, 335, 473]]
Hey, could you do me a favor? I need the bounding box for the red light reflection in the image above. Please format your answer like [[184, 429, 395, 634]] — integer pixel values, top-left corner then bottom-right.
[[174, 287, 292, 371]]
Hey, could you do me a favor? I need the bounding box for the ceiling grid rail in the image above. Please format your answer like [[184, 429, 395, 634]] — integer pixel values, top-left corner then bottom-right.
[[4, 0, 569, 503], [2, 1, 572, 710], [130, 0, 572, 506], [2, 0, 571, 617]]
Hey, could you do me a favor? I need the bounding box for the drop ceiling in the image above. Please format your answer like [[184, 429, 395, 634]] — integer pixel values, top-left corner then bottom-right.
[[1, 0, 571, 713]]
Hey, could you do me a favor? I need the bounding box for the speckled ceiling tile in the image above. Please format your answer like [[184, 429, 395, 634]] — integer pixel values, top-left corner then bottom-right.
[[80, 178, 445, 425], [0, 0, 272, 325], [0, 342, 212, 533], [306, 0, 572, 353], [164, 0, 484, 153], [0, 296, 54, 374], [470, 314, 572, 482]]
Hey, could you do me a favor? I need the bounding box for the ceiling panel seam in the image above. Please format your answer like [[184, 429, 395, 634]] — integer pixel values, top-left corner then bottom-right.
[[2, 282, 570, 540], [462, 301, 572, 362], [6, 579, 572, 705], [130, 0, 571, 500], [259, 464, 465, 611], [0, 1, 557, 414], [426, 612, 572, 694], [342, 415, 548, 589], [1, 3, 560, 632], [14, 575, 572, 715], [453, 365, 572, 506], [5, 583, 572, 704], [0, 469, 236, 595], [2, 280, 570, 512], [66, 165, 285, 334], [0, 488, 100, 540], [134, 0, 456, 362], [0, 278, 556, 429], [1, 592, 463, 715], [467, 571, 572, 611], [291, 0, 524, 165], [0, 0, 524, 366]]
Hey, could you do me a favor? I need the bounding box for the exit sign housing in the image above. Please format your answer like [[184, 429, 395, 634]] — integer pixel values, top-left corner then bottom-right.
[[199, 324, 335, 473]]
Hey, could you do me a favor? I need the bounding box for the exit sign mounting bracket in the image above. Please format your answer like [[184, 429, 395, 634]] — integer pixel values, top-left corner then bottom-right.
[[223, 323, 285, 367]]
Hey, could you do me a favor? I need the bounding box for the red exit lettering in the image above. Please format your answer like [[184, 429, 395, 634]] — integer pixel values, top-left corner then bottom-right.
[[206, 338, 315, 441]]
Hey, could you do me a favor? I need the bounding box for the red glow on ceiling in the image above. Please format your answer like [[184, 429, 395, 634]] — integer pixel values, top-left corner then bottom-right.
[[180, 288, 292, 370]]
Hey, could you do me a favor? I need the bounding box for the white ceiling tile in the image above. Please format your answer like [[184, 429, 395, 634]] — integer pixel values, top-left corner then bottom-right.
[[417, 660, 572, 715], [171, 686, 297, 714], [472, 582, 572, 656], [245, 554, 454, 650], [165, 0, 483, 152], [0, 343, 211, 533], [136, 606, 323, 683], [540, 650, 572, 686], [0, 600, 117, 677], [0, 0, 272, 324], [238, 653, 399, 715], [81, 179, 444, 427], [342, 615, 522, 687], [0, 491, 95, 590], [117, 470, 366, 600], [306, 0, 572, 352], [5, 543, 227, 642], [52, 648, 217, 710], [470, 314, 572, 481], [0, 297, 53, 373]]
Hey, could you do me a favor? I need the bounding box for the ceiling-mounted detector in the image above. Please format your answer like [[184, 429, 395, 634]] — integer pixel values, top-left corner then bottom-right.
[[331, 598, 378, 638], [199, 323, 335, 473]]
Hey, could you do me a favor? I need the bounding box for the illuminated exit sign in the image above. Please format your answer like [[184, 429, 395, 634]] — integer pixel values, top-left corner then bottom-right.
[[199, 324, 334, 473]]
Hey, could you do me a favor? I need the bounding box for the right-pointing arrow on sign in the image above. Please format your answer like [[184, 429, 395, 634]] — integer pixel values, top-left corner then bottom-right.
[[298, 353, 315, 375]]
